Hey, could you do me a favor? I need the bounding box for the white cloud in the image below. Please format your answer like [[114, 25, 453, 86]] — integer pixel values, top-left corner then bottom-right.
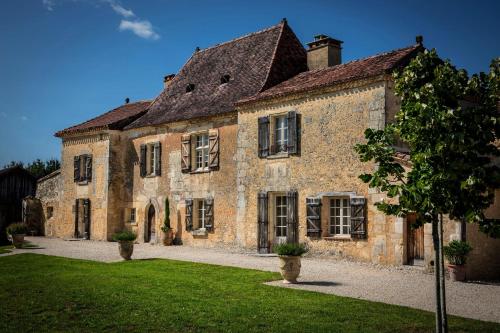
[[20, 116, 28, 121], [108, 1, 134, 18], [119, 19, 160, 40], [42, 0, 55, 11]]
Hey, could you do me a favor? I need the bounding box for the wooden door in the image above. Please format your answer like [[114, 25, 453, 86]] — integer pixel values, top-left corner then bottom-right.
[[407, 214, 424, 263], [146, 205, 155, 243]]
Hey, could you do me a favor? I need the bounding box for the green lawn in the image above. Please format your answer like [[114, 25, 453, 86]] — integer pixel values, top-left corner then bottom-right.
[[0, 254, 498, 333], [0, 245, 13, 254]]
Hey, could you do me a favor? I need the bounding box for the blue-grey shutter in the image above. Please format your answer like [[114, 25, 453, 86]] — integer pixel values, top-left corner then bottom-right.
[[257, 192, 269, 253], [74, 156, 80, 182], [287, 111, 299, 155], [286, 191, 298, 243], [74, 199, 79, 238], [185, 199, 193, 231], [258, 116, 270, 158], [181, 134, 191, 173], [154, 142, 161, 176], [208, 129, 219, 170], [140, 144, 147, 177], [83, 199, 90, 239], [85, 155, 92, 182], [306, 197, 322, 238], [204, 198, 214, 231], [350, 196, 367, 239]]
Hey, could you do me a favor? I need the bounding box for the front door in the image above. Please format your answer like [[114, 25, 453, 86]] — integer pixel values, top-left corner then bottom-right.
[[146, 205, 156, 243], [274, 195, 288, 245], [407, 214, 424, 265], [74, 199, 90, 239]]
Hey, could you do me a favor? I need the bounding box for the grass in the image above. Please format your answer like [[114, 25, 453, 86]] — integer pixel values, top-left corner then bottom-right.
[[0, 245, 13, 254], [0, 254, 498, 333]]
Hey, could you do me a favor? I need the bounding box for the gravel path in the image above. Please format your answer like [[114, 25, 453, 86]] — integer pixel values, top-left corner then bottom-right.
[[2, 237, 499, 323]]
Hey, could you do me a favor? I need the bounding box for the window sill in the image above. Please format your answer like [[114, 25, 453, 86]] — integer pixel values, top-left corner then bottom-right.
[[266, 152, 289, 160], [128, 222, 138, 226], [191, 228, 208, 237], [189, 169, 211, 174], [77, 180, 89, 186], [145, 174, 158, 178], [323, 236, 353, 241]]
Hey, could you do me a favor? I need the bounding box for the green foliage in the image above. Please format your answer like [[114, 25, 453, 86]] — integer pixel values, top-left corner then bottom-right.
[[273, 243, 308, 256], [0, 254, 497, 332], [3, 158, 60, 180], [112, 230, 137, 242], [161, 197, 171, 232], [6, 223, 28, 235], [443, 240, 473, 265], [355, 49, 500, 237]]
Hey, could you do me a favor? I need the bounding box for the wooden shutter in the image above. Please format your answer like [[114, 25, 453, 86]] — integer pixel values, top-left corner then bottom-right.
[[83, 199, 90, 239], [140, 144, 147, 177], [208, 129, 220, 170], [286, 191, 298, 243], [257, 192, 269, 253], [154, 142, 161, 176], [350, 196, 367, 239], [258, 116, 270, 158], [74, 199, 79, 238], [85, 155, 92, 182], [74, 156, 80, 182], [287, 111, 299, 155], [306, 197, 322, 238], [185, 199, 193, 231], [181, 134, 191, 173], [204, 198, 214, 231]]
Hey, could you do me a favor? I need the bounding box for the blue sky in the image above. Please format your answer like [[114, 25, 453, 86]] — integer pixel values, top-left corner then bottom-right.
[[0, 0, 499, 166]]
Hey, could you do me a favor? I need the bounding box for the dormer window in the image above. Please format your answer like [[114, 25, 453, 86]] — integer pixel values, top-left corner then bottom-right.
[[186, 83, 195, 93], [220, 74, 231, 84]]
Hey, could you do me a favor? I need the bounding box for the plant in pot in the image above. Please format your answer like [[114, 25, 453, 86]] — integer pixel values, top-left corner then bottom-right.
[[443, 240, 472, 282], [161, 198, 174, 246], [6, 223, 28, 249], [273, 242, 308, 284], [113, 230, 137, 260]]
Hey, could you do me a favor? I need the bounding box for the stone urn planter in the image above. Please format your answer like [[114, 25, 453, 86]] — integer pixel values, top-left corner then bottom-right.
[[443, 240, 472, 282], [12, 234, 26, 249], [118, 241, 134, 260], [162, 229, 174, 246], [6, 223, 28, 249], [274, 243, 308, 284], [113, 230, 137, 261]]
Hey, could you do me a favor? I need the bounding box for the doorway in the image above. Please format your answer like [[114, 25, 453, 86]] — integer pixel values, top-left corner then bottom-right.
[[273, 194, 288, 245], [145, 204, 156, 243], [407, 213, 424, 265], [74, 199, 90, 239]]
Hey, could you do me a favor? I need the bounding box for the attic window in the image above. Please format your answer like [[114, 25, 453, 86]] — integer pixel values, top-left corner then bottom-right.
[[186, 83, 195, 93], [220, 74, 231, 84]]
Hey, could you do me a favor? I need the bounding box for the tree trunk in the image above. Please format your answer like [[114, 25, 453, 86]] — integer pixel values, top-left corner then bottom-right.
[[432, 215, 448, 333], [438, 213, 448, 332]]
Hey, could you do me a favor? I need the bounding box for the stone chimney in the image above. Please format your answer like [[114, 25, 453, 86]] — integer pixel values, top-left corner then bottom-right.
[[306, 35, 343, 70], [163, 74, 175, 89]]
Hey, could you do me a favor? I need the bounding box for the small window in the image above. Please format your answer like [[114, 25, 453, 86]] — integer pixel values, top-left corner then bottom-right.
[[146, 143, 157, 175], [197, 200, 206, 229], [274, 115, 288, 153], [220, 74, 230, 84], [47, 206, 54, 219], [74, 154, 92, 183], [186, 83, 195, 93], [330, 198, 351, 235], [275, 195, 288, 238], [194, 133, 209, 170], [130, 208, 136, 223]]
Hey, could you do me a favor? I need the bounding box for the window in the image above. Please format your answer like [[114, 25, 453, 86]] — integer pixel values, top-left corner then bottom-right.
[[186, 83, 195, 93], [330, 198, 351, 235], [274, 115, 288, 153], [74, 154, 92, 183], [195, 134, 209, 170], [220, 74, 231, 84], [130, 208, 136, 223], [185, 198, 214, 232], [47, 206, 54, 219], [275, 195, 288, 237], [197, 200, 206, 229], [140, 142, 161, 177]]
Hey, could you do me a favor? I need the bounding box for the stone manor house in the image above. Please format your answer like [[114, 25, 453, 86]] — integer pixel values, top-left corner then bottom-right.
[[37, 20, 500, 280]]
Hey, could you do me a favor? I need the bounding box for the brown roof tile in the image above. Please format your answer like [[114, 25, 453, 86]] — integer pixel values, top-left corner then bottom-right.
[[237, 45, 423, 105], [55, 100, 151, 137], [126, 21, 307, 129]]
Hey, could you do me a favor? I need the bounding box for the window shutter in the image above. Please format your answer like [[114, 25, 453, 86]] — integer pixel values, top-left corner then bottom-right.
[[74, 199, 79, 238], [350, 196, 367, 239], [83, 199, 90, 239], [286, 191, 298, 243], [181, 134, 192, 173], [257, 192, 269, 253], [154, 142, 161, 176], [287, 111, 299, 155], [74, 156, 80, 182], [258, 116, 270, 158], [208, 129, 220, 170], [306, 197, 322, 238], [85, 155, 92, 182], [185, 199, 193, 231], [140, 144, 147, 177], [204, 197, 214, 231]]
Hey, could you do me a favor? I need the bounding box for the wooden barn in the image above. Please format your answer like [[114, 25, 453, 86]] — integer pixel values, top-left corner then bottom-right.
[[0, 166, 36, 245]]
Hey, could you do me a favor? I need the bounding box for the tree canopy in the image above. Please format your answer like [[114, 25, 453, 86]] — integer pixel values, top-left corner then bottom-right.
[[3, 158, 60, 180]]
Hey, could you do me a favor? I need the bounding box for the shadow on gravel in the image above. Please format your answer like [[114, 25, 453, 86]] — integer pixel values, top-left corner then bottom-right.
[[296, 281, 341, 287]]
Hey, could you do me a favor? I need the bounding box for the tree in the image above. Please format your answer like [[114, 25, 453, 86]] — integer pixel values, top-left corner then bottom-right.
[[355, 50, 500, 333], [3, 158, 60, 180]]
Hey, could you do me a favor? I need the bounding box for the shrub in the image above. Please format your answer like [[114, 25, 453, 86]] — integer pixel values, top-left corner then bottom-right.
[[161, 198, 171, 233], [6, 223, 28, 235], [273, 243, 308, 256], [443, 240, 472, 265], [112, 230, 137, 242]]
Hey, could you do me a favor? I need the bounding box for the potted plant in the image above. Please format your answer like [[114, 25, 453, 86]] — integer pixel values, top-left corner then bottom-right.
[[161, 198, 174, 246], [443, 240, 472, 282], [274, 242, 308, 284], [113, 230, 137, 260], [6, 223, 28, 249]]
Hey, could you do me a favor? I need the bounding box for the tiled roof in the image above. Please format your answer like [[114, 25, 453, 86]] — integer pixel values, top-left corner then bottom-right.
[[126, 20, 307, 129], [55, 101, 151, 137], [237, 45, 423, 105]]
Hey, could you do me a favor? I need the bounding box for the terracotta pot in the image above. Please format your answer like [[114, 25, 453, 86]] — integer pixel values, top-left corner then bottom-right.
[[12, 234, 25, 249], [448, 264, 466, 282], [118, 241, 134, 260], [279, 255, 301, 284], [163, 229, 174, 246]]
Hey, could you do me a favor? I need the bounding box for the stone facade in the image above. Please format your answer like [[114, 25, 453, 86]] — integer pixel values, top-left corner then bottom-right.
[[35, 170, 62, 236]]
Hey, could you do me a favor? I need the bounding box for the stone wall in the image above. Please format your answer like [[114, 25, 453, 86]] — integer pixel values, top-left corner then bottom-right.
[[36, 171, 62, 237]]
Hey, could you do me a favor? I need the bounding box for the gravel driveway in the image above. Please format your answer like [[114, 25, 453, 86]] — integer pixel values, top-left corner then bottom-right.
[[2, 236, 499, 323]]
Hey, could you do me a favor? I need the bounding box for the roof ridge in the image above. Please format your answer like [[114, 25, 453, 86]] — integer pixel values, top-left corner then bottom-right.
[[195, 21, 284, 54]]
